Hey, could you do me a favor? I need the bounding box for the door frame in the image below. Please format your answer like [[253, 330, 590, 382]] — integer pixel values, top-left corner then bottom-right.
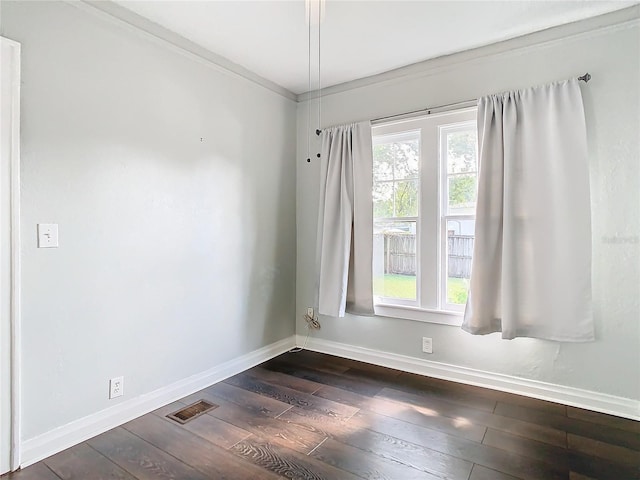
[[1, 35, 22, 473]]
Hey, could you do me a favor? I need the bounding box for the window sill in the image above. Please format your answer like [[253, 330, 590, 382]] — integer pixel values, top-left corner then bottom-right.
[[374, 303, 463, 326]]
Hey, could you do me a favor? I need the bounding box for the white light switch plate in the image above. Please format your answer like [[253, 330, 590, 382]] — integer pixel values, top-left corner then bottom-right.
[[37, 224, 59, 248]]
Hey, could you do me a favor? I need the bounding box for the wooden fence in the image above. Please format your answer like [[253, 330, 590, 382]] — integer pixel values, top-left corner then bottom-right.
[[378, 233, 473, 278]]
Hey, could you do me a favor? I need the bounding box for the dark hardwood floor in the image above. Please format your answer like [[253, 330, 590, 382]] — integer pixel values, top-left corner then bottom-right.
[[4, 350, 639, 480]]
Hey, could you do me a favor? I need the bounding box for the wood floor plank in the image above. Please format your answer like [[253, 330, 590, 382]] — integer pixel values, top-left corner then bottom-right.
[[191, 381, 292, 418], [568, 433, 640, 467], [206, 397, 327, 454], [483, 428, 640, 480], [246, 366, 325, 394], [278, 405, 473, 479], [10, 350, 637, 480], [567, 407, 640, 433], [151, 399, 188, 418], [469, 464, 521, 480], [225, 371, 359, 420], [367, 393, 487, 442], [273, 351, 352, 374], [398, 371, 567, 416], [153, 401, 252, 450], [87, 426, 211, 480], [337, 420, 473, 479], [378, 387, 566, 446], [569, 472, 598, 480], [310, 437, 443, 480], [263, 358, 386, 397], [313, 384, 373, 410], [44, 443, 136, 480], [3, 463, 61, 480], [350, 410, 567, 480], [315, 382, 486, 443], [231, 436, 362, 480], [494, 402, 640, 451], [392, 372, 497, 412], [123, 412, 280, 480]]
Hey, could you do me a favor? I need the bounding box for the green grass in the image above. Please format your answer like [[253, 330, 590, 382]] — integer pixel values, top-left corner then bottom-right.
[[374, 274, 469, 305]]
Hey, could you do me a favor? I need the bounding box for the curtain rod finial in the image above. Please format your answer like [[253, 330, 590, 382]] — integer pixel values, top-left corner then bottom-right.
[[316, 129, 322, 136], [578, 73, 591, 83]]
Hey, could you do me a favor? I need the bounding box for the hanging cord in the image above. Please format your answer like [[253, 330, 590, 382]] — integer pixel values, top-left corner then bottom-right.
[[317, 1, 322, 140], [306, 4, 312, 163], [289, 311, 321, 353]]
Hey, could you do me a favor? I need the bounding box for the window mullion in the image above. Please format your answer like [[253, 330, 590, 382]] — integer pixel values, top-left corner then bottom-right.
[[419, 119, 439, 310]]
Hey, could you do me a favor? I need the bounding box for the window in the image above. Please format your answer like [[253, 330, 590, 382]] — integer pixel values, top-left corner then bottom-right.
[[372, 108, 478, 324]]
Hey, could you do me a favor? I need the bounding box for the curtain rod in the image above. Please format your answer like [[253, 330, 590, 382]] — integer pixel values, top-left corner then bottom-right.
[[316, 73, 592, 134]]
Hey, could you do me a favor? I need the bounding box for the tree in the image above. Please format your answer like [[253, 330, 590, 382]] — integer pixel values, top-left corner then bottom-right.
[[373, 139, 419, 218], [447, 131, 477, 173]]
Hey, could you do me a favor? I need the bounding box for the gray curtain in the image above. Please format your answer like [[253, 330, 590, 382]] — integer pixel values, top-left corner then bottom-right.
[[463, 79, 594, 341], [316, 122, 374, 317]]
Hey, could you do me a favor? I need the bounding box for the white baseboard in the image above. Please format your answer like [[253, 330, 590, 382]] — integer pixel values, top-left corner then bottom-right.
[[297, 335, 640, 421], [20, 335, 296, 468]]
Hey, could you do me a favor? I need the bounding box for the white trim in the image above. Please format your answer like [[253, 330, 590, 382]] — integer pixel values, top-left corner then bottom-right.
[[296, 335, 640, 421], [20, 335, 296, 468], [9, 37, 22, 473], [374, 304, 462, 327], [0, 36, 22, 473], [297, 6, 640, 102]]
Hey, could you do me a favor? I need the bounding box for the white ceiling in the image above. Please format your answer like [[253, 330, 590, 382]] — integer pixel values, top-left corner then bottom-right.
[[115, 0, 636, 95]]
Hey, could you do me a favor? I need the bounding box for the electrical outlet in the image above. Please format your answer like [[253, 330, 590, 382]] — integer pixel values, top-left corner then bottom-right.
[[307, 307, 314, 318], [109, 376, 124, 399], [422, 337, 433, 354]]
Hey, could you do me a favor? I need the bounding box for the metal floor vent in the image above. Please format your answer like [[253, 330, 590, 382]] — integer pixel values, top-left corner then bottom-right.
[[167, 399, 218, 424]]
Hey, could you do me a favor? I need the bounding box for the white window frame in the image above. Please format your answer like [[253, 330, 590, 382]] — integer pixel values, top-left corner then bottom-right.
[[439, 120, 477, 313], [372, 107, 477, 326]]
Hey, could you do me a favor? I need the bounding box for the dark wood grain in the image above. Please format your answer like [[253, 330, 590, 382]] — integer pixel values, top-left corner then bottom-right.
[[310, 437, 443, 480], [263, 357, 386, 397], [225, 371, 359, 420], [44, 443, 136, 480], [8, 350, 639, 480], [193, 381, 292, 418], [349, 410, 568, 480], [207, 397, 327, 454], [3, 463, 61, 480], [567, 406, 640, 433], [231, 436, 362, 480], [469, 464, 521, 480], [377, 386, 566, 446], [152, 399, 252, 449], [568, 433, 640, 466], [394, 371, 497, 412], [270, 350, 351, 374], [483, 427, 640, 480], [122, 412, 278, 480], [495, 401, 640, 451], [87, 426, 211, 480], [246, 365, 324, 394]]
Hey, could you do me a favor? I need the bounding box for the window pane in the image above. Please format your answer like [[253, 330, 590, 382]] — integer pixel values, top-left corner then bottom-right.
[[373, 143, 394, 181], [446, 130, 477, 174], [446, 219, 474, 305], [374, 221, 417, 300], [448, 174, 477, 211], [373, 181, 394, 218], [373, 137, 419, 182], [392, 138, 419, 180], [394, 180, 418, 217]]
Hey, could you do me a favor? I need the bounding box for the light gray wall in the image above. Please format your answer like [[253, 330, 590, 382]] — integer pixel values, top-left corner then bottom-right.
[[1, 1, 296, 441], [297, 17, 640, 400]]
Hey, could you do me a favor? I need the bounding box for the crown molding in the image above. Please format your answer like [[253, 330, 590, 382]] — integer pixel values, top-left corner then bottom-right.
[[297, 5, 640, 102], [68, 0, 297, 102]]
